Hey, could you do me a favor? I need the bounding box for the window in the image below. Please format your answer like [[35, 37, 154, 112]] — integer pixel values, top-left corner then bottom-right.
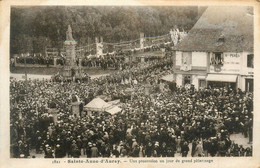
[[211, 52, 224, 65], [182, 52, 192, 65], [199, 79, 206, 88], [247, 54, 254, 68], [183, 75, 191, 85], [245, 78, 253, 92], [180, 52, 192, 71]]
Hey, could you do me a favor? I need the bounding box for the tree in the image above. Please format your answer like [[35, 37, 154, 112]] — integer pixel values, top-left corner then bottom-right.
[[10, 6, 199, 56]]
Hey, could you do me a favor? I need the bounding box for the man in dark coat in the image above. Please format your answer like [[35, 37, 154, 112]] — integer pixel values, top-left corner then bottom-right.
[[145, 141, 153, 157], [160, 142, 168, 157], [44, 146, 54, 158], [71, 140, 80, 158], [181, 142, 189, 157], [91, 143, 99, 158], [86, 142, 92, 158], [55, 144, 64, 158]]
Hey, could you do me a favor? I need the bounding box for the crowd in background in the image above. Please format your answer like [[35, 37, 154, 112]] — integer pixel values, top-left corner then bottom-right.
[[15, 54, 54, 66], [10, 56, 253, 158], [12, 43, 171, 70]]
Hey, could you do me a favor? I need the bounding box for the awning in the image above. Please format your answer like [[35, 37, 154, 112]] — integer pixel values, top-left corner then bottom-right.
[[107, 99, 120, 106], [206, 74, 237, 82], [197, 75, 206, 79], [106, 106, 122, 115], [84, 97, 110, 112], [161, 74, 175, 82]]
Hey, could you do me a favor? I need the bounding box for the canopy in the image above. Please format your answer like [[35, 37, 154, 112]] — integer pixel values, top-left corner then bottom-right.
[[106, 106, 122, 115], [161, 74, 175, 82], [107, 99, 120, 106], [206, 74, 237, 82], [197, 75, 206, 79], [84, 97, 110, 111]]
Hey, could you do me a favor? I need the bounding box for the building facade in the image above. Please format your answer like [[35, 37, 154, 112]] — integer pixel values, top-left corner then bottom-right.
[[173, 6, 254, 92], [174, 51, 254, 91]]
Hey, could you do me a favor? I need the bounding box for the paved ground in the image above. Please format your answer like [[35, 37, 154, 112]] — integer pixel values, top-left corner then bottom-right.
[[11, 67, 59, 75], [10, 73, 52, 80], [230, 133, 251, 148]]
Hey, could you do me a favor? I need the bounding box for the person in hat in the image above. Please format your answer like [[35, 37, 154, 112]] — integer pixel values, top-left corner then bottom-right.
[[19, 154, 25, 158], [112, 144, 120, 158], [181, 141, 189, 157], [55, 144, 64, 158], [65, 137, 72, 157], [91, 143, 99, 158], [44, 145, 54, 158], [76, 136, 83, 155], [71, 140, 80, 158], [191, 139, 198, 157], [17, 140, 26, 158], [194, 141, 204, 157], [23, 143, 30, 158], [160, 142, 168, 157], [86, 142, 92, 158], [131, 139, 138, 149], [153, 141, 160, 157], [102, 143, 111, 157], [176, 136, 181, 153]]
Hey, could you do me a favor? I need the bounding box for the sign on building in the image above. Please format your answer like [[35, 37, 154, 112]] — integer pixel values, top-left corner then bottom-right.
[[210, 52, 241, 73]]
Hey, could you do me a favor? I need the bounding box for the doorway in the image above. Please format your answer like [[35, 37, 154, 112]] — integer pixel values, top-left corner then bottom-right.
[[245, 78, 253, 92]]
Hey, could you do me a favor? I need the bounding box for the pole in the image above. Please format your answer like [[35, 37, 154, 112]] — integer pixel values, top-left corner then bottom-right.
[[24, 54, 28, 95], [24, 56, 27, 81]]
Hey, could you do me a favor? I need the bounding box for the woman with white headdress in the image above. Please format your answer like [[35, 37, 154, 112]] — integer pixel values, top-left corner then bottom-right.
[[194, 141, 204, 157]]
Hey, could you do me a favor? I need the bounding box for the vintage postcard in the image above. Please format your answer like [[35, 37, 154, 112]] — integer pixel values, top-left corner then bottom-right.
[[0, 0, 260, 168]]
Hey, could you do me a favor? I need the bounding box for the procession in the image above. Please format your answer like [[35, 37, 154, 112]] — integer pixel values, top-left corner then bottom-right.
[[10, 55, 253, 158], [9, 6, 254, 158]]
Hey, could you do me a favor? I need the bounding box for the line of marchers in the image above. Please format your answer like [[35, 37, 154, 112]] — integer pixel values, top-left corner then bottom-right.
[[67, 159, 121, 164]]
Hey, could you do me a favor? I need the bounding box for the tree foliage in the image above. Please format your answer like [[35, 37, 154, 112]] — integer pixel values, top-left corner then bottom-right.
[[10, 6, 199, 55]]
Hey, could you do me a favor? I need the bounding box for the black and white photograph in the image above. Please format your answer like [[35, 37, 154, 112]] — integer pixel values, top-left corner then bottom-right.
[[5, 4, 256, 161]]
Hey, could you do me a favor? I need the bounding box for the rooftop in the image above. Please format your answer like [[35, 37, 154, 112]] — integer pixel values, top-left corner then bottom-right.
[[174, 6, 253, 52]]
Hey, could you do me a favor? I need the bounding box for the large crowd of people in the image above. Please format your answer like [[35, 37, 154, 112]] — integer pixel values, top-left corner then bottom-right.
[[80, 56, 124, 70], [12, 43, 172, 70], [15, 54, 54, 66], [10, 55, 253, 158]]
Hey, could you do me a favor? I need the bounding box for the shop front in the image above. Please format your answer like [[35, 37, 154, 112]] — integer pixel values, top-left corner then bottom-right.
[[206, 74, 238, 89]]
